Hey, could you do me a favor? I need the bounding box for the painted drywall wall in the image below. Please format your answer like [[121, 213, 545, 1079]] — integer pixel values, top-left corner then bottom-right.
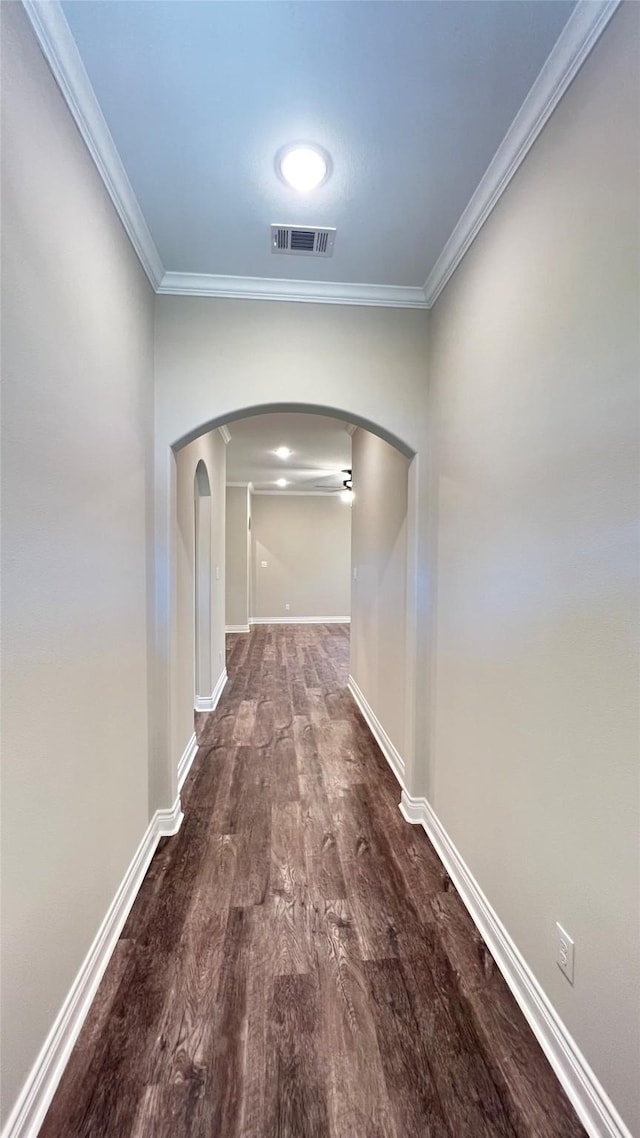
[[174, 431, 226, 761], [251, 494, 351, 621], [428, 4, 640, 1131], [194, 463, 213, 699], [154, 299, 430, 811], [248, 486, 254, 621], [226, 485, 250, 629], [350, 430, 410, 762], [0, 3, 154, 1124]]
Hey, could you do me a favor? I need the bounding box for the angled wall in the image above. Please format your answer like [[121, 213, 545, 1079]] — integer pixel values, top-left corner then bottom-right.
[[427, 5, 640, 1131], [0, 4, 154, 1124], [350, 430, 410, 766], [174, 430, 226, 758], [226, 485, 250, 630]]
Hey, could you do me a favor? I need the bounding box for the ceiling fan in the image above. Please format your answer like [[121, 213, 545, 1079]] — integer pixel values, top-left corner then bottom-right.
[[314, 469, 352, 492]]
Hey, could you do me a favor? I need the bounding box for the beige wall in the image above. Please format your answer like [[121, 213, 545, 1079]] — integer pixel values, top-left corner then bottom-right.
[[0, 4, 155, 1124], [248, 490, 254, 621], [226, 485, 250, 629], [251, 494, 351, 620], [428, 5, 640, 1131], [350, 430, 410, 761], [174, 431, 226, 759]]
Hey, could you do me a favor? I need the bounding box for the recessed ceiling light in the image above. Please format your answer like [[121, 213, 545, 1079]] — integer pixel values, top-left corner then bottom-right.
[[275, 446, 292, 459], [276, 478, 288, 488], [277, 145, 329, 193]]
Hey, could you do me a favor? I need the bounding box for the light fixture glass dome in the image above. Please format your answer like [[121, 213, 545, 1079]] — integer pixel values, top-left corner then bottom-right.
[[278, 145, 329, 192]]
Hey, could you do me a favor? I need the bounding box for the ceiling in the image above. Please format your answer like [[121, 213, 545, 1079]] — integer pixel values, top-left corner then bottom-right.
[[21, 0, 604, 307], [59, 0, 574, 291], [225, 413, 352, 494]]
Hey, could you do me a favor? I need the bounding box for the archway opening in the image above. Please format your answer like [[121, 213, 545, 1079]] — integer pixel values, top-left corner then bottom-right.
[[170, 405, 420, 811], [173, 401, 414, 461]]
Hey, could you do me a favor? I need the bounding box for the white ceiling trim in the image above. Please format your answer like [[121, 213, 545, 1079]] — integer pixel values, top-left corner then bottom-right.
[[218, 425, 232, 444], [21, 0, 619, 311], [251, 489, 346, 497], [21, 0, 164, 289], [422, 0, 621, 306], [157, 272, 428, 309]]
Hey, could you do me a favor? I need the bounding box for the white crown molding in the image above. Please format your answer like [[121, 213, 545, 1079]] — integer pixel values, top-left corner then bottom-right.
[[22, 0, 619, 311], [177, 732, 198, 793], [21, 0, 164, 290], [194, 667, 227, 713], [218, 425, 232, 445], [400, 790, 633, 1138], [1, 795, 183, 1138], [251, 489, 347, 497], [423, 0, 622, 306], [157, 272, 429, 309], [226, 481, 249, 488], [348, 674, 405, 784], [345, 424, 358, 437], [250, 616, 350, 625]]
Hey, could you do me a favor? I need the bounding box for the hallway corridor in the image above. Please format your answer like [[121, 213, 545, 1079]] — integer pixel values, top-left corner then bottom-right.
[[40, 626, 585, 1138]]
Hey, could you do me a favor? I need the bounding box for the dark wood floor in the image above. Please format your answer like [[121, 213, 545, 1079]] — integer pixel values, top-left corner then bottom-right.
[[40, 624, 585, 1138]]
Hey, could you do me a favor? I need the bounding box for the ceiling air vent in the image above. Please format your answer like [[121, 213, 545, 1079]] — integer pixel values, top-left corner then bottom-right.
[[271, 224, 336, 258]]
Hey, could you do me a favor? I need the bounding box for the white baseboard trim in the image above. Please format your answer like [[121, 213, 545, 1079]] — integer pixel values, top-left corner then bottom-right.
[[177, 731, 198, 793], [347, 674, 405, 784], [194, 667, 228, 713], [250, 616, 350, 625], [399, 790, 633, 1138], [155, 795, 184, 837], [225, 624, 250, 634], [1, 796, 184, 1138]]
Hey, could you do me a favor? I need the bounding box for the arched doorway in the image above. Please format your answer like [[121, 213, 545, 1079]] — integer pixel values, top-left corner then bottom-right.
[[151, 398, 431, 824]]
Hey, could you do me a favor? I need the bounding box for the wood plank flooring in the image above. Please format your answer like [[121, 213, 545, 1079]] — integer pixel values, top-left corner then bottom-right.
[[40, 624, 586, 1138]]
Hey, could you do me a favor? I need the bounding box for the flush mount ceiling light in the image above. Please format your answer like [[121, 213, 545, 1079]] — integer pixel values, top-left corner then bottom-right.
[[275, 478, 288, 488], [274, 446, 292, 459], [276, 145, 330, 193]]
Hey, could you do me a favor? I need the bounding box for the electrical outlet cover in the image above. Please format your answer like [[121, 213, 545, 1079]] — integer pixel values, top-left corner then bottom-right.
[[556, 922, 575, 984]]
